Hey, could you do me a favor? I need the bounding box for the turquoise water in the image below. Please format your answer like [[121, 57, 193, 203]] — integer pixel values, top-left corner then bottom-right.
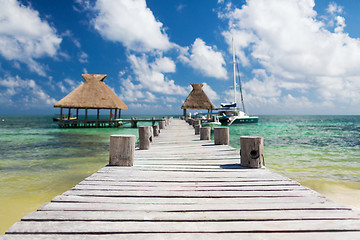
[[0, 115, 359, 233]]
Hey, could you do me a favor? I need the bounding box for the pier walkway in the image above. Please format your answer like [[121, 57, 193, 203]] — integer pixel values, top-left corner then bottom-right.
[[4, 119, 360, 239]]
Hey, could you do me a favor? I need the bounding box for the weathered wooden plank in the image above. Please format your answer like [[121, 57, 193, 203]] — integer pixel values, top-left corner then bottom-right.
[[78, 179, 301, 187], [3, 232, 360, 240], [51, 195, 325, 204], [38, 202, 349, 212], [22, 210, 360, 222], [86, 170, 291, 180], [7, 220, 360, 233], [72, 185, 308, 191], [61, 189, 320, 198]]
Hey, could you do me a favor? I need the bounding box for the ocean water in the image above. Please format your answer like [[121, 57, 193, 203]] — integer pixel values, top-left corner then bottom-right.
[[0, 115, 359, 233]]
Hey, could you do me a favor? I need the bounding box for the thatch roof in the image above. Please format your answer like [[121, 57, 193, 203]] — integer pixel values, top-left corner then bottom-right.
[[54, 74, 128, 110], [181, 83, 214, 110]]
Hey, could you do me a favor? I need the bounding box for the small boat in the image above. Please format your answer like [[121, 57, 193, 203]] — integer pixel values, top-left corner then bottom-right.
[[53, 114, 77, 121], [201, 115, 222, 129], [217, 38, 258, 126], [218, 105, 258, 125]]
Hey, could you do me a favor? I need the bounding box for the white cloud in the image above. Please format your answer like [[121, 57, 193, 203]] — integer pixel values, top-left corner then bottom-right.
[[0, 75, 56, 108], [0, 0, 62, 76], [57, 78, 81, 93], [220, 0, 360, 113], [151, 56, 176, 73], [128, 54, 187, 95], [334, 16, 346, 33], [78, 51, 89, 63], [202, 83, 220, 101], [327, 2, 343, 15], [161, 96, 178, 103], [119, 78, 144, 102], [180, 38, 228, 79], [93, 0, 171, 52]]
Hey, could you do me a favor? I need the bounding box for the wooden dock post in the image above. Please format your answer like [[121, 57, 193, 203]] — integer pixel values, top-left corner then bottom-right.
[[163, 117, 168, 126], [153, 125, 160, 136], [130, 117, 137, 128], [200, 127, 211, 140], [109, 135, 135, 166], [159, 120, 166, 129], [188, 118, 193, 126], [214, 127, 229, 145], [139, 126, 152, 150], [240, 136, 264, 168], [194, 124, 201, 135], [149, 125, 154, 143]]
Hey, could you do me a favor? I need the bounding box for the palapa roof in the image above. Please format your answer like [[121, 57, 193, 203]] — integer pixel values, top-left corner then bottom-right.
[[181, 83, 215, 110], [54, 74, 128, 110]]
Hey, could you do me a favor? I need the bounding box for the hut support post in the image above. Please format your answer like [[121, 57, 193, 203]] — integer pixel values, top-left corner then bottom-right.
[[115, 109, 118, 120], [76, 109, 79, 119], [68, 108, 71, 120], [119, 109, 121, 119], [96, 109, 100, 127], [85, 108, 88, 127], [183, 109, 187, 117], [60, 108, 63, 120]]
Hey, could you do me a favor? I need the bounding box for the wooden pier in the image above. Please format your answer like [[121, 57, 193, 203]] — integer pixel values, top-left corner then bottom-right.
[[57, 117, 166, 128], [4, 119, 360, 239]]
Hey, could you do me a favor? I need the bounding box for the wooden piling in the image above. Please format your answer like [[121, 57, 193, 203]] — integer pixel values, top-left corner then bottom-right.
[[138, 126, 152, 150], [192, 119, 201, 128], [149, 126, 154, 143], [214, 127, 229, 145], [153, 125, 160, 137], [131, 117, 137, 128], [194, 124, 200, 135], [240, 136, 264, 168], [159, 120, 166, 129], [109, 135, 135, 166], [200, 127, 211, 140], [163, 117, 168, 126]]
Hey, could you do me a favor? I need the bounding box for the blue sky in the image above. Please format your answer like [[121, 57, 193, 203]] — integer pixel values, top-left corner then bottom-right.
[[0, 0, 359, 115]]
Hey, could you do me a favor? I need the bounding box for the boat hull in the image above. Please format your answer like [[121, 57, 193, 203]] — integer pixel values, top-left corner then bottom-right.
[[219, 116, 258, 125], [202, 122, 222, 129]]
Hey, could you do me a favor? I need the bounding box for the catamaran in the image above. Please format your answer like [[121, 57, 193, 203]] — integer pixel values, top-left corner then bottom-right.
[[217, 39, 258, 126]]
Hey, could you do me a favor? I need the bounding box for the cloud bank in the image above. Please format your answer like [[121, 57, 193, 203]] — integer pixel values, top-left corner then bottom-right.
[[221, 0, 360, 114], [0, 0, 62, 76]]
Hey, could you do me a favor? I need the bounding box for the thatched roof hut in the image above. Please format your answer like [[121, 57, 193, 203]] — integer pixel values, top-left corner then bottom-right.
[[54, 74, 127, 110], [54, 74, 127, 126], [181, 83, 214, 116]]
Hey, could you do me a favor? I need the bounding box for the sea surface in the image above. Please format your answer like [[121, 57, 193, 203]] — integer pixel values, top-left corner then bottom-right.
[[0, 115, 359, 233]]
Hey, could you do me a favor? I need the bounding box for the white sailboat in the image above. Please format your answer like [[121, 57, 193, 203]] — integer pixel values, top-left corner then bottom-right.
[[218, 39, 258, 126]]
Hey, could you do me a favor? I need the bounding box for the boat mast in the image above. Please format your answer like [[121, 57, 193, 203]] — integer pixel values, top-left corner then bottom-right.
[[233, 37, 246, 113], [236, 61, 246, 113], [232, 38, 237, 105]]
